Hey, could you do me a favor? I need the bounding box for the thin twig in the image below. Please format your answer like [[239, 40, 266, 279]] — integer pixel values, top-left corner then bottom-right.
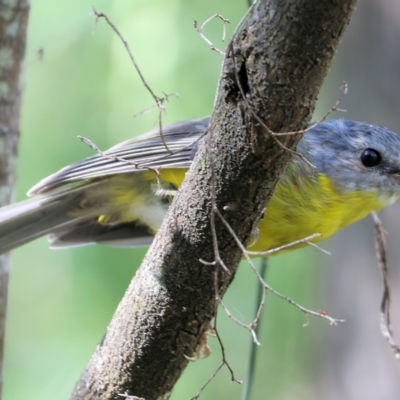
[[273, 82, 348, 136], [77, 130, 204, 171], [191, 276, 242, 400], [92, 8, 172, 153], [194, 14, 230, 55], [219, 301, 261, 346], [246, 233, 324, 256], [213, 304, 243, 384], [371, 212, 400, 360], [198, 128, 230, 273], [78, 126, 205, 196], [133, 92, 179, 117], [190, 362, 224, 400], [76, 135, 156, 175], [215, 208, 344, 325]]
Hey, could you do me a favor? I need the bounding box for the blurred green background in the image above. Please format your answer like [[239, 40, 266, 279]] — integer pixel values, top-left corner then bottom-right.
[[4, 0, 400, 399]]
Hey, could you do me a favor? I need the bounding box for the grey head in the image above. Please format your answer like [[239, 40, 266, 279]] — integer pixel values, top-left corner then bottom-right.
[[298, 119, 400, 200]]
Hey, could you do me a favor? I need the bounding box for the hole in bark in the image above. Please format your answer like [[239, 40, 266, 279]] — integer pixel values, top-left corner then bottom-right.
[[237, 62, 250, 95]]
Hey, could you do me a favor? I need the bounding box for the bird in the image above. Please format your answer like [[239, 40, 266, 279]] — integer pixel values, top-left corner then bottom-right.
[[0, 117, 399, 255]]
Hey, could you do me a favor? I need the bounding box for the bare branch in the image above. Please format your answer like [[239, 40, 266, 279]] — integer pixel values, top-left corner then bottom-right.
[[190, 363, 224, 400], [133, 92, 179, 118], [92, 8, 173, 153], [371, 212, 400, 360], [219, 300, 261, 345], [246, 233, 322, 256], [194, 14, 231, 55]]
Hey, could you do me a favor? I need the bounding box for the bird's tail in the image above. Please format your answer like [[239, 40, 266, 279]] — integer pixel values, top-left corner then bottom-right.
[[0, 181, 157, 254], [0, 185, 93, 254]]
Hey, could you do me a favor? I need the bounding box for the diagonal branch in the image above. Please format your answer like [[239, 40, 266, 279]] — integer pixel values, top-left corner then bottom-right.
[[71, 1, 358, 399]]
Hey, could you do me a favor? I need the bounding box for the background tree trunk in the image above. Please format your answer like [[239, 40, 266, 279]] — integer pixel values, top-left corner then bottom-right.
[[0, 0, 29, 397]]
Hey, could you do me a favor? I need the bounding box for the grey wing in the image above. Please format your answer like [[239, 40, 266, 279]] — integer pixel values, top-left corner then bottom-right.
[[29, 117, 209, 195]]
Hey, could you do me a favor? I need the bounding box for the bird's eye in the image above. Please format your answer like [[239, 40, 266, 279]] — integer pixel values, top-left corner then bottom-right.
[[361, 148, 381, 167]]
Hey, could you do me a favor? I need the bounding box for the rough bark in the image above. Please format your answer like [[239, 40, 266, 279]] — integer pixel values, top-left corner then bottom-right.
[[0, 0, 29, 396], [71, 1, 357, 399]]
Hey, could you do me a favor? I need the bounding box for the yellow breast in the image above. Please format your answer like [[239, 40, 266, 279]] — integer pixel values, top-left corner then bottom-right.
[[248, 174, 387, 253]]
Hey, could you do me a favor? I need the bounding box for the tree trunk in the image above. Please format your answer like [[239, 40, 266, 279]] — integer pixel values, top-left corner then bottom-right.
[[0, 0, 30, 396]]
